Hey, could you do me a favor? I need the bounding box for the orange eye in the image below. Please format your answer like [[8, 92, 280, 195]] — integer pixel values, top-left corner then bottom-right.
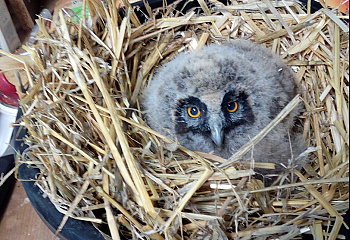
[[187, 106, 201, 118], [227, 101, 238, 113]]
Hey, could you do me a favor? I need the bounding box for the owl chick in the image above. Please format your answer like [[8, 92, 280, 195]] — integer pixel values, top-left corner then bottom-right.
[[142, 39, 306, 174]]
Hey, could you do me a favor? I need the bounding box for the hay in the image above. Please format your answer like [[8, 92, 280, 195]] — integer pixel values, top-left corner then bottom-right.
[[6, 0, 349, 239]]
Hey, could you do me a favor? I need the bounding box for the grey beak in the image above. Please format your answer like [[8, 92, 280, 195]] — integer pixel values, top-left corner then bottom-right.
[[210, 124, 223, 147]]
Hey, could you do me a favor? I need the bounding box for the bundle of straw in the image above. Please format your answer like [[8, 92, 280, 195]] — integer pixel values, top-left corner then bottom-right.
[[4, 0, 349, 239]]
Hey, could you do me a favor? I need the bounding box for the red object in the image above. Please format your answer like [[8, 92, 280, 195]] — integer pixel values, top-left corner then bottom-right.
[[327, 0, 349, 13], [0, 70, 20, 107]]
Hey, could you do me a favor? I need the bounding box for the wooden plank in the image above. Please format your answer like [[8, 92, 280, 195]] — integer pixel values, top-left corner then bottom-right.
[[0, 181, 57, 240], [5, 0, 34, 31]]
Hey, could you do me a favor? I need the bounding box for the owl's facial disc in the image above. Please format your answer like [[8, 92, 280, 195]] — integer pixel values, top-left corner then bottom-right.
[[174, 91, 254, 149]]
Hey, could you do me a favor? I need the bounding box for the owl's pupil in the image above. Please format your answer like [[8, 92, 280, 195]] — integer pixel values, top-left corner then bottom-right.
[[190, 107, 198, 115]]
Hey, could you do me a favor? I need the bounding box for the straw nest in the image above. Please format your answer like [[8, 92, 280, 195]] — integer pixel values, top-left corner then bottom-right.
[[5, 0, 349, 239]]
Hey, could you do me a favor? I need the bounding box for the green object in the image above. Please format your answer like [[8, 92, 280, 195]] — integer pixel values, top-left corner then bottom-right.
[[70, 5, 89, 22]]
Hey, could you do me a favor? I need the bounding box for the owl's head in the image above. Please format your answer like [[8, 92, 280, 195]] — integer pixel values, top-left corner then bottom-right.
[[142, 39, 298, 156]]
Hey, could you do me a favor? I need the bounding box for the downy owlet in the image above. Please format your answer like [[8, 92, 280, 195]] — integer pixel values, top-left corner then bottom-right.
[[142, 39, 307, 174]]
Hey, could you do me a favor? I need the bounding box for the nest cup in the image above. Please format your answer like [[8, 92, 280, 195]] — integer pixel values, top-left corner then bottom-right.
[[7, 0, 349, 239]]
